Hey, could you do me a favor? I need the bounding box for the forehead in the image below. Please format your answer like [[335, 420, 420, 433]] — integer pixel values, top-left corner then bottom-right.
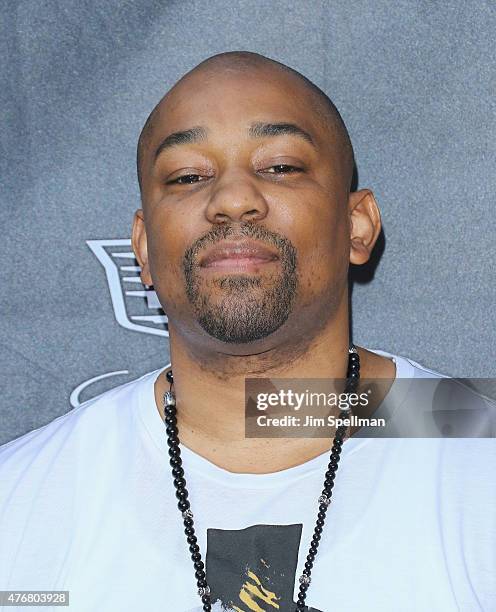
[[146, 67, 326, 146]]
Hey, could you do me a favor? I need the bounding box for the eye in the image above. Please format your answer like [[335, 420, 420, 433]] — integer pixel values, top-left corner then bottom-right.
[[166, 173, 207, 185], [262, 164, 303, 175]]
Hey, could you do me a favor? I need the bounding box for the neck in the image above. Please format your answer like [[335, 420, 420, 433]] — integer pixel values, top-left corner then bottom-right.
[[154, 304, 396, 473]]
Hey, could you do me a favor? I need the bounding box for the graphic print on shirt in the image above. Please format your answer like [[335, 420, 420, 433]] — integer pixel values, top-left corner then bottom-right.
[[201, 523, 323, 612]]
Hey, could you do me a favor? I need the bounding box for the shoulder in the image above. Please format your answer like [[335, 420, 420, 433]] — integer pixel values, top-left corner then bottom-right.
[[0, 369, 160, 480], [362, 349, 496, 523], [0, 368, 161, 583], [366, 346, 496, 437], [366, 345, 450, 379]]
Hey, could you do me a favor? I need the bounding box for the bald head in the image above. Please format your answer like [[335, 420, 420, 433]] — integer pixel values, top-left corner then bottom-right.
[[136, 51, 355, 192]]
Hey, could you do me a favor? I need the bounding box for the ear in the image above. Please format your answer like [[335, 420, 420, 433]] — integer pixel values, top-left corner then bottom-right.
[[348, 189, 382, 265], [131, 209, 153, 286]]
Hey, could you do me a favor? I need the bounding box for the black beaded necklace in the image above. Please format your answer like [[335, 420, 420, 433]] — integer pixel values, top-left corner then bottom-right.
[[162, 345, 360, 611]]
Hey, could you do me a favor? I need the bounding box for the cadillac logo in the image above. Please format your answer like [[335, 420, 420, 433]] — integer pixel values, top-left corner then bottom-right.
[[86, 238, 169, 337]]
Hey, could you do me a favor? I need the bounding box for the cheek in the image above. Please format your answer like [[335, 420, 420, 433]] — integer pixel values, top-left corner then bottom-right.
[[296, 205, 349, 293], [145, 209, 196, 300]]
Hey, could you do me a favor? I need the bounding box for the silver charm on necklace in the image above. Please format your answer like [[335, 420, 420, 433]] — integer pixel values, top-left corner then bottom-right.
[[339, 401, 353, 413], [299, 573, 311, 586], [163, 390, 176, 407], [198, 585, 211, 597], [318, 494, 332, 507]]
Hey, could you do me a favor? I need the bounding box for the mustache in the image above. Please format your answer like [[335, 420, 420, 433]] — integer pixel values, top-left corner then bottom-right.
[[183, 222, 297, 269]]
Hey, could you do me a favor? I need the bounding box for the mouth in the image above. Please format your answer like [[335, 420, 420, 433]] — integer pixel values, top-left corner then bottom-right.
[[200, 257, 279, 273], [199, 240, 280, 273]]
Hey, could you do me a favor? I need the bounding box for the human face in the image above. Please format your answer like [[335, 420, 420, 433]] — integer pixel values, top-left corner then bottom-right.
[[133, 67, 352, 347]]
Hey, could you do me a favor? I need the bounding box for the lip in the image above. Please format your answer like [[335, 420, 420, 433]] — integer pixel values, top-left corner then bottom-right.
[[199, 240, 279, 268]]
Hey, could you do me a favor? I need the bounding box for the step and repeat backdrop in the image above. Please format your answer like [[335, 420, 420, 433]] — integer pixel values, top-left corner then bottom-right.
[[2, 1, 495, 444]]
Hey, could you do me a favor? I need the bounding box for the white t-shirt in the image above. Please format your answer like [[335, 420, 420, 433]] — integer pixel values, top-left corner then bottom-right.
[[0, 348, 494, 612]]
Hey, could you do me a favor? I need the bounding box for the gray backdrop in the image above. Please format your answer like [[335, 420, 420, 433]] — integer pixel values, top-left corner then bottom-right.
[[1, 0, 495, 445]]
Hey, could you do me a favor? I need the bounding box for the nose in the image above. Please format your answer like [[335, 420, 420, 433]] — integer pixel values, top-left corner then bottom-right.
[[205, 168, 269, 224]]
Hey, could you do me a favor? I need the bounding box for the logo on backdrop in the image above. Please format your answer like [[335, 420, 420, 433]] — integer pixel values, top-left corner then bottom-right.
[[70, 239, 170, 408], [86, 239, 169, 337]]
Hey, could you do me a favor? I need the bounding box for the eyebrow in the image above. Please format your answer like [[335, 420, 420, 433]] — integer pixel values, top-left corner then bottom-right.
[[154, 126, 207, 160], [248, 122, 316, 148], [153, 121, 316, 161]]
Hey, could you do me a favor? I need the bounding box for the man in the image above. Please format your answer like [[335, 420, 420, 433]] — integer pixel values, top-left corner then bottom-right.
[[0, 52, 494, 612]]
